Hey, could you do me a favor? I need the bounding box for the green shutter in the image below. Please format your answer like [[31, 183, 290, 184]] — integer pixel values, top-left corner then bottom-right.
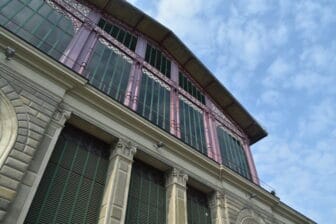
[[217, 127, 251, 179], [25, 125, 110, 224], [187, 186, 212, 224], [0, 0, 74, 60], [137, 70, 171, 131], [125, 160, 166, 224], [84, 39, 132, 103], [179, 98, 207, 154]]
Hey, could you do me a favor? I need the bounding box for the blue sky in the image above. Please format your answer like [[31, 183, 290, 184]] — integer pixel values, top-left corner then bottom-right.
[[127, 0, 336, 223]]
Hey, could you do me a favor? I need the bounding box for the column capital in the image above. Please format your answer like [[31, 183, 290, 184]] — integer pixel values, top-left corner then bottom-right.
[[111, 138, 137, 161], [166, 168, 188, 188]]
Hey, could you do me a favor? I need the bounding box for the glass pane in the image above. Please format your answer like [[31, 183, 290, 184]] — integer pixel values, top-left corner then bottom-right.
[[217, 127, 251, 179], [84, 40, 132, 103], [179, 98, 207, 154], [137, 71, 171, 132], [0, 0, 75, 60]]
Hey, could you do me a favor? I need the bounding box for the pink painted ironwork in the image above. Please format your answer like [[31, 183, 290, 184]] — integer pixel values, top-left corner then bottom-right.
[[243, 141, 260, 184]]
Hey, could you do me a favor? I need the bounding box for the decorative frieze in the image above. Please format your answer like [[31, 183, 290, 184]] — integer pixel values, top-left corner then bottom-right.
[[46, 0, 82, 32], [178, 94, 203, 113], [142, 68, 171, 90], [98, 38, 134, 64]]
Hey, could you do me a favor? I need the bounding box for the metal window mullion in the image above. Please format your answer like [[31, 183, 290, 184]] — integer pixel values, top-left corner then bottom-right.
[[235, 141, 245, 177], [105, 52, 120, 97], [0, 0, 12, 10], [148, 78, 155, 121], [141, 74, 149, 116], [90, 43, 106, 83], [82, 154, 102, 223], [14, 1, 41, 33], [3, 0, 30, 26], [115, 58, 128, 101], [191, 107, 199, 149], [98, 46, 114, 89], [66, 144, 92, 223], [49, 137, 82, 223], [197, 112, 206, 154], [30, 4, 53, 36], [35, 139, 69, 223], [181, 100, 187, 142], [155, 84, 161, 126], [186, 103, 194, 146]]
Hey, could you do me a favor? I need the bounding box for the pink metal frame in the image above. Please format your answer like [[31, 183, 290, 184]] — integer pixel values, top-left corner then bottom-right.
[[52, 0, 260, 185]]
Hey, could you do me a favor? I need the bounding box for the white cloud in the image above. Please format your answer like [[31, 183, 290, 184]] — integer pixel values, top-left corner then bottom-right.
[[263, 57, 292, 87]]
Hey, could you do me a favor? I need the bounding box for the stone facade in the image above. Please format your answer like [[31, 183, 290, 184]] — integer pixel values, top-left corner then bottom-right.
[[0, 2, 315, 223]]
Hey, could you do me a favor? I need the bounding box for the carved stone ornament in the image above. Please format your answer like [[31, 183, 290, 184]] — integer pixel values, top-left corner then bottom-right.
[[235, 208, 266, 224], [166, 167, 188, 187], [113, 138, 137, 160], [0, 90, 18, 168]]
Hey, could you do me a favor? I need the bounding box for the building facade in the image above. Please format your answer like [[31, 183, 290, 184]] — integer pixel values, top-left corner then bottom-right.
[[0, 0, 315, 223]]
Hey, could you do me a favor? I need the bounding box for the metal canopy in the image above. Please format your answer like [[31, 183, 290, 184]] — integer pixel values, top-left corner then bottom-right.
[[86, 0, 267, 145]]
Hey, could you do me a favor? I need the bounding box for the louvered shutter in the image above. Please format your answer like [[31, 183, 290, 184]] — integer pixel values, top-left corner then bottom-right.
[[125, 160, 166, 224], [187, 186, 212, 224], [25, 125, 110, 224]]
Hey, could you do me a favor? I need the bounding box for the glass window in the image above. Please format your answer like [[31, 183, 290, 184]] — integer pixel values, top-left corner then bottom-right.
[[137, 70, 170, 131], [125, 160, 166, 224], [187, 186, 212, 224], [0, 0, 75, 60], [179, 97, 207, 154], [217, 127, 250, 179], [179, 72, 205, 104], [98, 18, 137, 51], [84, 39, 132, 103], [145, 44, 171, 78]]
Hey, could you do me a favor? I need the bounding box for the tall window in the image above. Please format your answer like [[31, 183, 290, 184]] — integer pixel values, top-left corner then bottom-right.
[[84, 39, 132, 102], [217, 127, 250, 179], [145, 44, 171, 78], [179, 72, 205, 104], [137, 69, 170, 131], [179, 97, 207, 154], [187, 186, 212, 224], [0, 0, 75, 60], [125, 160, 166, 224], [25, 125, 110, 224], [98, 18, 137, 51]]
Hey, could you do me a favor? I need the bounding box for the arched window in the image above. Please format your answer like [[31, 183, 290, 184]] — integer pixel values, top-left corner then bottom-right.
[[0, 0, 75, 60]]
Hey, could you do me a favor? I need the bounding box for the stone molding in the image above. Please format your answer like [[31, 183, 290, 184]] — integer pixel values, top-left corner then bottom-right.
[[111, 138, 137, 161], [235, 208, 267, 224], [166, 167, 188, 188]]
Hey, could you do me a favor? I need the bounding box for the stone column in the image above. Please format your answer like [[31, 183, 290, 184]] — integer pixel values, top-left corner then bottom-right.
[[209, 191, 228, 224], [98, 139, 137, 224], [166, 168, 188, 224]]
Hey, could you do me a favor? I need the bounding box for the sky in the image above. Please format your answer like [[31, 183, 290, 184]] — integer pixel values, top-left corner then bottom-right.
[[127, 0, 336, 223]]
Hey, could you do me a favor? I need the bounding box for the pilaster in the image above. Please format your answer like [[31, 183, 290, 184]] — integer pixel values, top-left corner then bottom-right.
[[166, 168, 188, 224], [99, 139, 137, 224], [209, 191, 228, 224]]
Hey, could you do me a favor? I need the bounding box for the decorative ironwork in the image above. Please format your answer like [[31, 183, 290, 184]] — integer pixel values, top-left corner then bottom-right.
[[142, 68, 171, 90], [178, 94, 203, 114], [46, 0, 82, 32], [98, 38, 133, 64]]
